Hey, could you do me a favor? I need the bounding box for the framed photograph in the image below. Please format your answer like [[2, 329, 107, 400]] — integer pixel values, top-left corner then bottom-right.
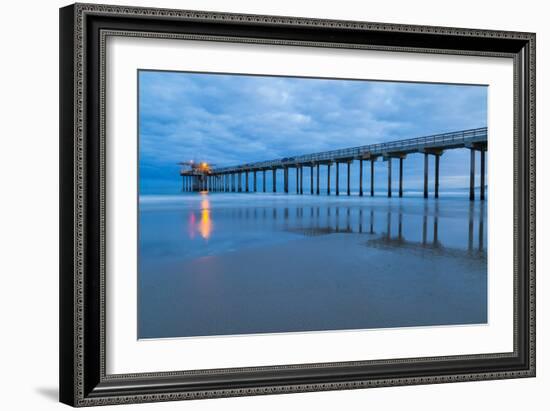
[[59, 3, 536, 406]]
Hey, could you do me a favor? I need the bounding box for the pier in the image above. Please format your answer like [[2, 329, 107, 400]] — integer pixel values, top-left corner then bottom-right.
[[180, 127, 487, 200]]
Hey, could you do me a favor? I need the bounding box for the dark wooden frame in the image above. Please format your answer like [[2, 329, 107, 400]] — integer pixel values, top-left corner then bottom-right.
[[60, 3, 536, 407]]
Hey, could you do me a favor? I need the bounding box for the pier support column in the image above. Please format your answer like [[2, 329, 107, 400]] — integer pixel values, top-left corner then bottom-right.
[[480, 149, 486, 201], [295, 167, 299, 194], [469, 149, 475, 201], [263, 170, 266, 193], [245, 171, 249, 192], [182, 176, 185, 192], [399, 158, 403, 197], [253, 171, 257, 192], [283, 167, 288, 194], [336, 162, 340, 195], [435, 155, 440, 199], [310, 166, 314, 194], [387, 158, 392, 198], [423, 153, 428, 199], [300, 166, 303, 194], [287, 167, 291, 193], [359, 160, 363, 196], [370, 159, 374, 197], [272, 168, 277, 193], [238, 172, 242, 192], [347, 162, 351, 196], [327, 164, 331, 195], [316, 163, 320, 195]]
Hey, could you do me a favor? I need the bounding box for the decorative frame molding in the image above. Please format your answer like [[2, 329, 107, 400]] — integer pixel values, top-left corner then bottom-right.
[[60, 3, 535, 407]]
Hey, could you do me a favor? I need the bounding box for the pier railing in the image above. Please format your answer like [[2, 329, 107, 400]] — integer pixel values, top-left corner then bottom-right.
[[210, 127, 487, 173]]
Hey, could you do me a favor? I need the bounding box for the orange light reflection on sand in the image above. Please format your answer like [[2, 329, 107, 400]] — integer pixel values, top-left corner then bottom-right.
[[198, 196, 212, 239], [187, 194, 213, 240]]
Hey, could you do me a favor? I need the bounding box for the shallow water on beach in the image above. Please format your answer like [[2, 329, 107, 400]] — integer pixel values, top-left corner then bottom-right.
[[138, 192, 487, 339]]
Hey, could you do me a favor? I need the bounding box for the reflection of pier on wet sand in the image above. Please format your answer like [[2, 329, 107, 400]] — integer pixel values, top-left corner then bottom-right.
[[217, 201, 486, 255]]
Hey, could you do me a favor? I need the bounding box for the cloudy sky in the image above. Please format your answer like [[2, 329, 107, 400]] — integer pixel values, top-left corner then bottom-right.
[[138, 70, 487, 194]]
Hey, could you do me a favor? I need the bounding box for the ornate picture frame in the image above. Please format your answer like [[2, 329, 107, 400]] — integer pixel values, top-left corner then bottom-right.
[[59, 3, 535, 406]]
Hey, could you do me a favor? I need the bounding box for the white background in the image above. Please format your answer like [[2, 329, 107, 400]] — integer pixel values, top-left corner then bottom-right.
[[0, 0, 546, 410]]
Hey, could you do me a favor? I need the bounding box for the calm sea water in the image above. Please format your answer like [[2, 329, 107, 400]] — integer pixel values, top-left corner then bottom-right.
[[138, 192, 487, 339]]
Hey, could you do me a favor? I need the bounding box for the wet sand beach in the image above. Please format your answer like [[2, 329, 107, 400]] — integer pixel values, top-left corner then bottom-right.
[[138, 193, 487, 339]]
